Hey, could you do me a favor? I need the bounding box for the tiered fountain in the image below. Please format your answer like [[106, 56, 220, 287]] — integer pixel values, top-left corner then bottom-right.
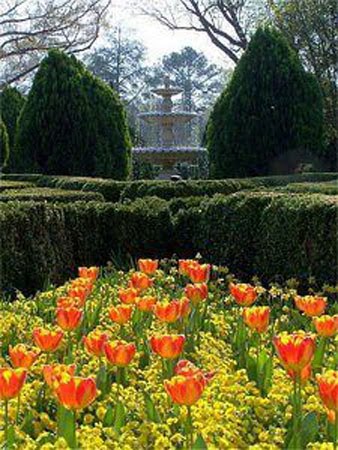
[[133, 76, 207, 179]]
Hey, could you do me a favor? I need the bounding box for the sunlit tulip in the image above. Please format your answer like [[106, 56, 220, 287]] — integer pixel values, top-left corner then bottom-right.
[[153, 300, 181, 323], [230, 283, 257, 306], [136, 295, 157, 312], [185, 283, 208, 305], [242, 306, 270, 334], [179, 259, 197, 276], [294, 295, 327, 317], [175, 360, 215, 383], [83, 331, 109, 357], [54, 375, 97, 411], [56, 307, 83, 332], [273, 331, 316, 374], [313, 315, 338, 337], [104, 341, 136, 367], [317, 370, 338, 413], [138, 259, 159, 275], [57, 296, 83, 309], [150, 335, 185, 359], [108, 304, 133, 325], [164, 373, 206, 405], [43, 364, 76, 388], [68, 286, 90, 306], [129, 272, 153, 291], [33, 328, 64, 353], [287, 363, 312, 385], [187, 263, 210, 283], [0, 368, 27, 400], [78, 266, 99, 280], [178, 297, 191, 319], [9, 344, 39, 369], [119, 287, 139, 305]]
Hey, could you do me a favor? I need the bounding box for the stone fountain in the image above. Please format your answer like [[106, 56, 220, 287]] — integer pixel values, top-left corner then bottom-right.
[[133, 76, 207, 179]]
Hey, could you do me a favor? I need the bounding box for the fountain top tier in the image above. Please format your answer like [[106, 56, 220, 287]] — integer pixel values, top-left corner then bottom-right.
[[138, 76, 197, 126]]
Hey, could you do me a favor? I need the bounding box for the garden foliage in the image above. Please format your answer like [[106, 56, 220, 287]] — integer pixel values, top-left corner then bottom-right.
[[0, 119, 9, 169], [207, 27, 324, 178], [15, 50, 131, 179]]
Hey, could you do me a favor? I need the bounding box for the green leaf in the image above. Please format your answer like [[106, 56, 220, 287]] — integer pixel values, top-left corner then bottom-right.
[[103, 405, 114, 427], [114, 401, 126, 434], [245, 354, 257, 382], [192, 434, 208, 449], [21, 410, 35, 437], [301, 412, 318, 447], [57, 405, 76, 448], [7, 425, 16, 448], [144, 393, 161, 423]]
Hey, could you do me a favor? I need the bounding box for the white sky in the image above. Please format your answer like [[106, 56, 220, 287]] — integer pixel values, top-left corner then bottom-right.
[[107, 0, 231, 67]]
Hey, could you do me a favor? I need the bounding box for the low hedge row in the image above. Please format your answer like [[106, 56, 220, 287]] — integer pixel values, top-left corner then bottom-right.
[[0, 188, 104, 203], [0, 181, 35, 191], [2, 172, 337, 202], [0, 192, 336, 294], [282, 182, 338, 195]]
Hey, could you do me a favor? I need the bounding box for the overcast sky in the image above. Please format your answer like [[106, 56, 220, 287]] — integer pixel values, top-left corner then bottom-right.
[[107, 0, 231, 67]]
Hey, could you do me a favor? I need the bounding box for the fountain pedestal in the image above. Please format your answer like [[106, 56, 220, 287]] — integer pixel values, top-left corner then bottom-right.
[[133, 77, 207, 179]]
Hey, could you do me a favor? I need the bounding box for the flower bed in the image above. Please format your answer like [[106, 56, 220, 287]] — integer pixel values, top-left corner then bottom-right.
[[0, 260, 337, 449]]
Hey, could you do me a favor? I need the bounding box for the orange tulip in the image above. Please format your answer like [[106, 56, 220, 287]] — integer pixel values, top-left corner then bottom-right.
[[230, 283, 257, 306], [187, 263, 210, 283], [33, 328, 64, 353], [273, 331, 316, 374], [153, 300, 181, 323], [0, 368, 27, 400], [179, 259, 197, 276], [83, 331, 109, 357], [136, 295, 157, 312], [109, 304, 133, 325], [138, 259, 159, 275], [294, 295, 327, 317], [78, 266, 99, 280], [287, 363, 312, 384], [242, 306, 270, 334], [118, 287, 139, 305], [175, 360, 216, 383], [317, 370, 338, 412], [43, 364, 76, 388], [9, 344, 39, 369], [56, 307, 83, 332], [185, 283, 208, 305], [67, 286, 90, 306], [129, 272, 153, 291], [313, 315, 338, 337], [54, 375, 97, 411], [178, 297, 191, 319], [104, 341, 136, 367], [150, 335, 185, 359], [57, 296, 83, 310], [164, 373, 206, 405]]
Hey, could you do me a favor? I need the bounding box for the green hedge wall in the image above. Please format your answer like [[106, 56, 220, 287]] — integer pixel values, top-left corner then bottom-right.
[[2, 172, 337, 202], [0, 188, 104, 203], [282, 182, 338, 195], [0, 181, 35, 192], [0, 192, 336, 294]]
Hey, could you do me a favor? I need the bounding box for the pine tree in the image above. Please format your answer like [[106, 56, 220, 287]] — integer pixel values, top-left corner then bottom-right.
[[207, 27, 324, 178], [16, 50, 131, 179]]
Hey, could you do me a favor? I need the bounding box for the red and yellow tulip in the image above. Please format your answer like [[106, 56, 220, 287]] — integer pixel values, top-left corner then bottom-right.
[[230, 283, 257, 306], [104, 341, 136, 367], [273, 331, 316, 374], [33, 328, 64, 353], [56, 307, 83, 332], [150, 334, 185, 359], [294, 295, 327, 317], [138, 259, 159, 275], [9, 344, 39, 369], [108, 304, 133, 325], [242, 306, 270, 334]]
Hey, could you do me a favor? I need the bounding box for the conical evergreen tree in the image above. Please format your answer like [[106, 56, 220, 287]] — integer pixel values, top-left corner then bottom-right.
[[0, 86, 25, 171], [16, 50, 131, 179], [207, 27, 324, 178], [0, 118, 9, 169]]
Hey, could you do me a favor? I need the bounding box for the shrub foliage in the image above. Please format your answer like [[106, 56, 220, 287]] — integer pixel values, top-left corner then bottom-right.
[[207, 27, 324, 178], [15, 50, 131, 179]]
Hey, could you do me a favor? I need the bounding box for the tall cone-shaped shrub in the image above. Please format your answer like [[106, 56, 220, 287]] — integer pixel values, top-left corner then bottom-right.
[[207, 27, 323, 178], [16, 50, 131, 179], [0, 86, 25, 171]]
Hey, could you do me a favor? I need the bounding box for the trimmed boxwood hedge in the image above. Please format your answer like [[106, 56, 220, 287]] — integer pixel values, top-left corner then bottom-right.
[[0, 188, 104, 203], [0, 181, 35, 192], [282, 182, 338, 195], [0, 192, 336, 294], [2, 172, 337, 202]]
